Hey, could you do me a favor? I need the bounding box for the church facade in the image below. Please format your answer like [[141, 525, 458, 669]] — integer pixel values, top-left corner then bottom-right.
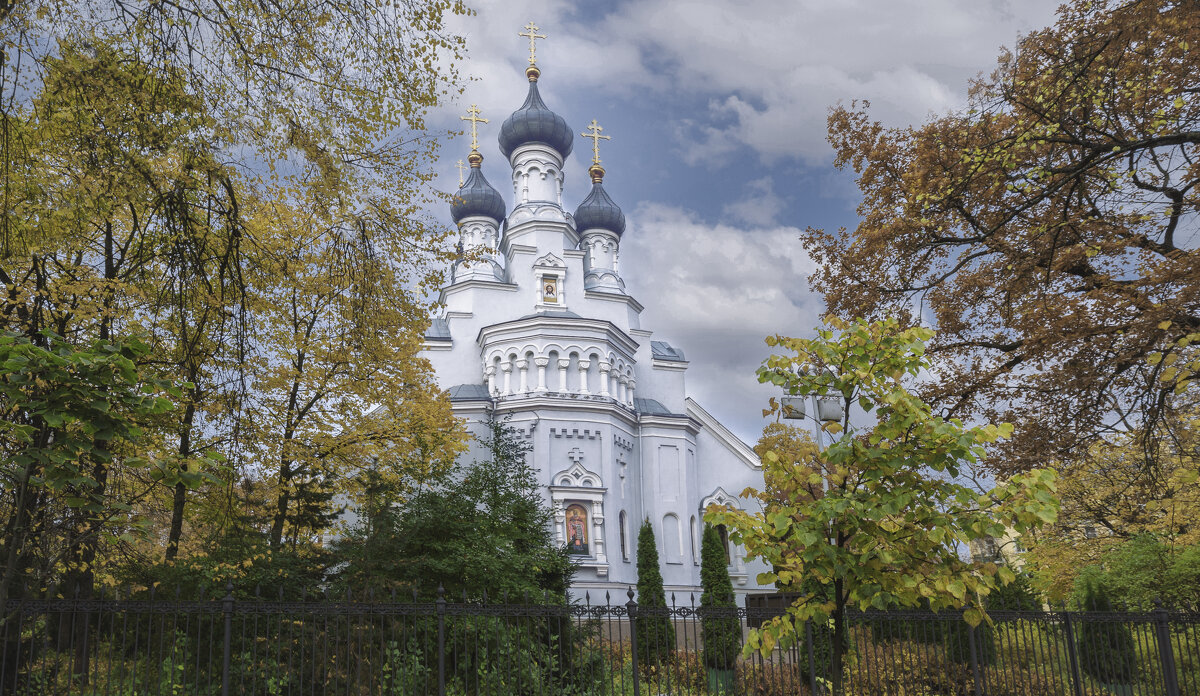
[[422, 44, 771, 599]]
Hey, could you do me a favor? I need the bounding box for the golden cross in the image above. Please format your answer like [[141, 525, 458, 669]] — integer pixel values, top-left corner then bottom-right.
[[519, 21, 546, 65], [455, 159, 466, 186], [460, 104, 488, 152], [580, 119, 611, 165]]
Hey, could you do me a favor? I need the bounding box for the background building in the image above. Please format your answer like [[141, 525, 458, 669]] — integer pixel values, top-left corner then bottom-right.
[[422, 52, 771, 599]]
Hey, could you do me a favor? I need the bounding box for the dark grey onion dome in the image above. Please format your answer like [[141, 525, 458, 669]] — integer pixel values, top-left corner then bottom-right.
[[573, 164, 625, 236], [450, 157, 506, 224], [498, 76, 574, 160]]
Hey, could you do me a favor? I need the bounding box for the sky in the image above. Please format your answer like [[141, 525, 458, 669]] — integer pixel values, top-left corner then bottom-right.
[[426, 0, 1063, 445]]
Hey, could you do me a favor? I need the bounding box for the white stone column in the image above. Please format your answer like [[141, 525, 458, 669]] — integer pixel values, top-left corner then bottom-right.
[[534, 357, 549, 393], [597, 362, 611, 397], [577, 359, 591, 395], [501, 361, 512, 396], [610, 372, 619, 399], [485, 365, 497, 395], [516, 359, 529, 394], [557, 359, 570, 393], [618, 376, 627, 404], [627, 379, 636, 406]]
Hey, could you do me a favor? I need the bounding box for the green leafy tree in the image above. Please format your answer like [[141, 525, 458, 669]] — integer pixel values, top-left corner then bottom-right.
[[332, 413, 572, 600], [635, 518, 674, 667], [708, 317, 1059, 695], [0, 332, 185, 682], [1069, 534, 1200, 608], [700, 524, 740, 671]]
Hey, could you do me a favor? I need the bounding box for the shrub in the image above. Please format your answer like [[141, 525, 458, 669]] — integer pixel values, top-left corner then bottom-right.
[[700, 524, 741, 670], [987, 570, 1041, 610], [1075, 580, 1138, 684], [944, 617, 997, 666], [634, 518, 674, 667]]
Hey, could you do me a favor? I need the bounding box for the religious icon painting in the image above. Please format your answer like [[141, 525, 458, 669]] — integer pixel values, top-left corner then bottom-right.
[[565, 503, 589, 555], [542, 277, 558, 303]]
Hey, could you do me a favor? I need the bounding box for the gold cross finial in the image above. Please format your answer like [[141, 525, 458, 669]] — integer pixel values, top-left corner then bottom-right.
[[519, 21, 546, 66], [460, 104, 488, 152], [581, 119, 611, 166], [455, 159, 466, 186]]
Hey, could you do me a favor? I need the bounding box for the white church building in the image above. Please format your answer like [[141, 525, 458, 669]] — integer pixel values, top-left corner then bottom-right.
[[422, 47, 772, 600]]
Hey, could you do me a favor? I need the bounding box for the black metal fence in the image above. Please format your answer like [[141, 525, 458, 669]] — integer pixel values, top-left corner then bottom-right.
[[2, 586, 1198, 696]]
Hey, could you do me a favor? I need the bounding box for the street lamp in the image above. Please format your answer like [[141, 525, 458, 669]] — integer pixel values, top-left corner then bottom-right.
[[780, 367, 844, 446]]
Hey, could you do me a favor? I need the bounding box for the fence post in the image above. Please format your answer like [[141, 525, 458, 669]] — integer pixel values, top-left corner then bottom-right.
[[436, 584, 446, 696], [626, 587, 640, 696], [221, 581, 233, 696], [966, 620, 983, 696], [1060, 607, 1085, 696], [805, 619, 818, 696], [1153, 599, 1181, 696]]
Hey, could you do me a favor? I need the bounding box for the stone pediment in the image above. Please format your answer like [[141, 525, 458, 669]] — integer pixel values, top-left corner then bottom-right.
[[701, 487, 739, 511], [533, 252, 565, 269], [553, 461, 603, 488]]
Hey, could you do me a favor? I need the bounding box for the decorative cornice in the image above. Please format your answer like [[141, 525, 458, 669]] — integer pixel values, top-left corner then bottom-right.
[[584, 290, 643, 313], [476, 315, 641, 357]]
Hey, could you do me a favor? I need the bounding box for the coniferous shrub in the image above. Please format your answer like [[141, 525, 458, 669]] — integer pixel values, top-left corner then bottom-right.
[[700, 524, 741, 670], [987, 571, 1040, 611], [943, 617, 997, 666], [635, 518, 674, 666], [1076, 580, 1138, 684]]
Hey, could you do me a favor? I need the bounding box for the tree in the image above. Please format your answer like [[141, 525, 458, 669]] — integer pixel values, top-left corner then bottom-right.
[[0, 332, 184, 680], [708, 317, 1059, 696], [805, 0, 1200, 475], [1, 0, 469, 573], [634, 518, 674, 667], [700, 524, 740, 672], [332, 413, 572, 600], [1025, 411, 1200, 599]]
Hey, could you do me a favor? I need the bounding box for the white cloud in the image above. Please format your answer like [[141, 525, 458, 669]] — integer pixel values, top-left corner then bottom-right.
[[621, 203, 825, 442], [722, 177, 787, 227]]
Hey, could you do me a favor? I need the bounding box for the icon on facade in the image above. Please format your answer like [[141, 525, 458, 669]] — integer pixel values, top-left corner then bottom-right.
[[566, 503, 588, 555], [543, 277, 559, 303]]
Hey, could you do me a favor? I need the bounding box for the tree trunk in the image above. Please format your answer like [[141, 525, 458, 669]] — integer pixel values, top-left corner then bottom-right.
[[165, 401, 196, 561]]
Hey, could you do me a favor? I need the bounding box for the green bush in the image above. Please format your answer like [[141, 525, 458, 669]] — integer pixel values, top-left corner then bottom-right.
[[634, 518, 674, 667], [988, 570, 1041, 610], [944, 617, 997, 666], [1075, 580, 1138, 685], [700, 524, 741, 670]]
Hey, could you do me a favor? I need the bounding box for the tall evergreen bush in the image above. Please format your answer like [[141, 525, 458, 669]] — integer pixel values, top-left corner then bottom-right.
[[700, 524, 741, 670], [1076, 580, 1138, 685], [635, 519, 674, 666]]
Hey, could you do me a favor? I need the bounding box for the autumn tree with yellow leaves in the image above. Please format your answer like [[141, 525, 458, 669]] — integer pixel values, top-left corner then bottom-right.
[[805, 0, 1200, 476], [0, 0, 470, 613]]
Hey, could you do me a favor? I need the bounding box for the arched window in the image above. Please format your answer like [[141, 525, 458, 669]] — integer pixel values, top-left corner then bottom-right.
[[620, 511, 629, 562], [663, 514, 682, 564]]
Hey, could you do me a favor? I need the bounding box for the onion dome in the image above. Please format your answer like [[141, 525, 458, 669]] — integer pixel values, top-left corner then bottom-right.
[[498, 67, 574, 160], [450, 151, 506, 224], [573, 164, 625, 236]]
